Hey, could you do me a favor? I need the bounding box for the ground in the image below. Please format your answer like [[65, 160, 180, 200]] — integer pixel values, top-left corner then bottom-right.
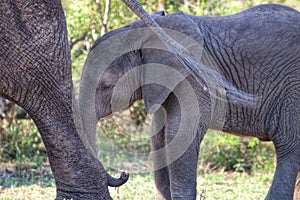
[[0, 163, 273, 200]]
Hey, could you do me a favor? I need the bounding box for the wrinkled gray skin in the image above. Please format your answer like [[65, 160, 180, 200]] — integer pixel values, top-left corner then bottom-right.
[[0, 0, 129, 199], [93, 4, 300, 200]]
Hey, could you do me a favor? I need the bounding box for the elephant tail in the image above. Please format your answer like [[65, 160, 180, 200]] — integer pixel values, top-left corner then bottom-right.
[[107, 171, 129, 187]]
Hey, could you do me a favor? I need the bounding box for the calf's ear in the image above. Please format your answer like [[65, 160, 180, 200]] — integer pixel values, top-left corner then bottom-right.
[[141, 12, 205, 113]]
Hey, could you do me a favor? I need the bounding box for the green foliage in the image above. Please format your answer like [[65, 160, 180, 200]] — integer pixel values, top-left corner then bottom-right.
[[200, 131, 275, 172], [63, 0, 99, 83], [0, 108, 47, 168]]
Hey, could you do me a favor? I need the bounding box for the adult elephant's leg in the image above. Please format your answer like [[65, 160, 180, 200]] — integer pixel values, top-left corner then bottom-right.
[[151, 107, 171, 200]]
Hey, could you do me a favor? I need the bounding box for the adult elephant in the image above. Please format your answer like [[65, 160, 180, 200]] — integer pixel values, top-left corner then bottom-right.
[[86, 3, 300, 200], [0, 0, 140, 199]]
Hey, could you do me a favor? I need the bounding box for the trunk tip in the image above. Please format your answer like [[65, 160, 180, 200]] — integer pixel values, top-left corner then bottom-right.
[[107, 171, 129, 187]]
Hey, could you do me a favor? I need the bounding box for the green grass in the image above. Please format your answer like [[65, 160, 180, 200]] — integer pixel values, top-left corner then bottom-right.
[[0, 185, 55, 200], [109, 171, 273, 200], [0, 168, 274, 200], [196, 172, 272, 200]]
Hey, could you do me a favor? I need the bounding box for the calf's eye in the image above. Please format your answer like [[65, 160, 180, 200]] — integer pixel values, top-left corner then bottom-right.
[[101, 81, 115, 90]]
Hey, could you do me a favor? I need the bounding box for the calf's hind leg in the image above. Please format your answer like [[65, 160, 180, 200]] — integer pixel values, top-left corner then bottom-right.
[[266, 109, 300, 200], [266, 140, 300, 200]]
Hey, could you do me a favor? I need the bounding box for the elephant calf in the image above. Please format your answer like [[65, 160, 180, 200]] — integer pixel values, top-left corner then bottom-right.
[[83, 4, 300, 200]]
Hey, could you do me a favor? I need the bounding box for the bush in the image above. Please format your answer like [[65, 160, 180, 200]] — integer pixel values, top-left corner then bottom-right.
[[200, 131, 275, 172], [0, 105, 47, 168]]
